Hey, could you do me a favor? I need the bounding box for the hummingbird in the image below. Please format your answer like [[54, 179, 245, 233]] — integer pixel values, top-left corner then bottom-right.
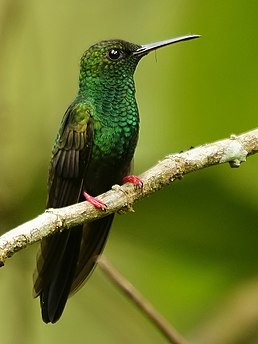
[[33, 34, 200, 323]]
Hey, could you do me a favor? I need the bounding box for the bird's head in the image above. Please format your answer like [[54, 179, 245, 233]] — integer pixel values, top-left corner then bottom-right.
[[80, 39, 142, 80], [80, 35, 200, 80]]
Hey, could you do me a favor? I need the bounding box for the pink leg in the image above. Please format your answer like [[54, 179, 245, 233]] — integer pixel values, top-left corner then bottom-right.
[[83, 192, 106, 210], [122, 175, 143, 187]]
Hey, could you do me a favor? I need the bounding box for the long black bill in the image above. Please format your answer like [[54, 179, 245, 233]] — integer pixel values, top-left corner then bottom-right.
[[134, 34, 200, 56]]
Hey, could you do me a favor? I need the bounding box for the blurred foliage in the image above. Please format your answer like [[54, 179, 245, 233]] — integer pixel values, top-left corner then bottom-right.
[[1, 1, 258, 343]]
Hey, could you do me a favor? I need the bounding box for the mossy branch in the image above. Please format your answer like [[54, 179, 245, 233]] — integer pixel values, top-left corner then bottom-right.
[[1, 128, 258, 266]]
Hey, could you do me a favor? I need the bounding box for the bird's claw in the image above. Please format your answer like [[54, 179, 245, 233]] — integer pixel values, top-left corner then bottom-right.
[[122, 175, 143, 188], [83, 192, 107, 210]]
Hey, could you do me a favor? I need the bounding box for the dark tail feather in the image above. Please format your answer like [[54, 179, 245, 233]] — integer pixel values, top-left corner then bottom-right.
[[34, 215, 114, 323], [70, 214, 114, 294], [34, 227, 82, 323]]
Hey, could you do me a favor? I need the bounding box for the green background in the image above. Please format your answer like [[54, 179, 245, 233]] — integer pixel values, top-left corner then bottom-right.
[[1, 1, 258, 343]]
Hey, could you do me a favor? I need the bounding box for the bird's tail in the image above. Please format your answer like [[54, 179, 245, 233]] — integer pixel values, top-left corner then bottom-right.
[[33, 214, 114, 323], [70, 214, 114, 294]]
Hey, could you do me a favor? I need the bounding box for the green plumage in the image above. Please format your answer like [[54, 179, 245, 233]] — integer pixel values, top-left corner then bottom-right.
[[78, 40, 141, 160], [33, 35, 200, 323]]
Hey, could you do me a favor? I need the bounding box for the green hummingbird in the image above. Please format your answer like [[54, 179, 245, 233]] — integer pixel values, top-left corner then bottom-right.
[[33, 34, 199, 323]]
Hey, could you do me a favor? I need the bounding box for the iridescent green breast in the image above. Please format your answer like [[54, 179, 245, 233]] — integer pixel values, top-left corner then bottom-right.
[[92, 108, 139, 161], [79, 76, 140, 162]]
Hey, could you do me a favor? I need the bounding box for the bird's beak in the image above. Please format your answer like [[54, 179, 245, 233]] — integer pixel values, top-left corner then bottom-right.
[[133, 34, 200, 56]]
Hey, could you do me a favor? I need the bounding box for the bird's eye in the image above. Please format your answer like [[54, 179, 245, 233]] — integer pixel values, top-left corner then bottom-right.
[[107, 48, 123, 61]]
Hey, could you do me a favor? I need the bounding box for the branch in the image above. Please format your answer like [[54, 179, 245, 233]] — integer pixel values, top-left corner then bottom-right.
[[1, 128, 258, 265], [98, 256, 190, 344]]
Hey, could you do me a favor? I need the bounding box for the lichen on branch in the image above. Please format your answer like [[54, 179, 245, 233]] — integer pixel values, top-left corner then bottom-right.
[[0, 128, 258, 266]]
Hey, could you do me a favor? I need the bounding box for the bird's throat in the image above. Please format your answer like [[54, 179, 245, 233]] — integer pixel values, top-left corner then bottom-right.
[[78, 76, 139, 161]]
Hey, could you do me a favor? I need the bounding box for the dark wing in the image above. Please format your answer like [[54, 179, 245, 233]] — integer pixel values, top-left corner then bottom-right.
[[33, 102, 94, 323], [47, 103, 94, 208]]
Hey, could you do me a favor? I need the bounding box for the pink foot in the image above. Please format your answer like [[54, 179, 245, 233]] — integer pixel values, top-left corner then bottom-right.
[[83, 192, 106, 210], [122, 175, 143, 187]]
